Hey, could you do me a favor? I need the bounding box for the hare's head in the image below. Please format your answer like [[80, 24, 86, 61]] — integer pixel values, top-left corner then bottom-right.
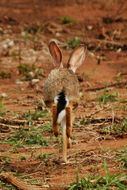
[[43, 41, 86, 106]]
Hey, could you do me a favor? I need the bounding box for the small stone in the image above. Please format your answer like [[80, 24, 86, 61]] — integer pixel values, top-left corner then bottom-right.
[[80, 92, 83, 98], [8, 40, 14, 47], [56, 32, 61, 37], [32, 79, 40, 83], [0, 27, 3, 34], [28, 71, 34, 78], [15, 79, 23, 85], [86, 25, 93, 30], [2, 43, 8, 50], [117, 48, 122, 53], [1, 93, 8, 98]]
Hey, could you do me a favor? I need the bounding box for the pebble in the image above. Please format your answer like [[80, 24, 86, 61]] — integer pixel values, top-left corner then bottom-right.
[[15, 79, 23, 85], [1, 93, 8, 98], [32, 79, 40, 83], [2, 39, 14, 50], [8, 40, 14, 47]]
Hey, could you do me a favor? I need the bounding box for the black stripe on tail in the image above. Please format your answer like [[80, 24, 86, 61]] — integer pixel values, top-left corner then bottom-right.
[[57, 91, 67, 116]]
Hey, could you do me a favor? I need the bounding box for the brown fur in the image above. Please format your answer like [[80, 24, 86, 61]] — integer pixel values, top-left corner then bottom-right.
[[43, 68, 80, 105], [42, 42, 86, 163], [66, 106, 72, 138], [52, 104, 59, 137]]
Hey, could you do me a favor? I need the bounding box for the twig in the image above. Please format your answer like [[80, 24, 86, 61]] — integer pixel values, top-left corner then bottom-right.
[[0, 117, 47, 127], [0, 172, 42, 190], [86, 107, 104, 118], [0, 117, 27, 126], [86, 116, 123, 124], [87, 38, 124, 46], [85, 81, 127, 92]]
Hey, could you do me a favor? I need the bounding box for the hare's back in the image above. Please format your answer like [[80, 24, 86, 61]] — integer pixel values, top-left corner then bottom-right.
[[43, 68, 79, 103]]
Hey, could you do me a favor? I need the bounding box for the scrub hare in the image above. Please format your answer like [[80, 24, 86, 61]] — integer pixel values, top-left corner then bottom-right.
[[43, 41, 86, 162]]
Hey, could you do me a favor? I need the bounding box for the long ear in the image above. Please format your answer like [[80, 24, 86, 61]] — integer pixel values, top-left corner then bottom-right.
[[67, 45, 86, 73], [49, 41, 62, 67]]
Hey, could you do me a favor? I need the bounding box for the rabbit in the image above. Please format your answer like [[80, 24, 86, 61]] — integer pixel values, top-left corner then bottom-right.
[[43, 41, 86, 163]]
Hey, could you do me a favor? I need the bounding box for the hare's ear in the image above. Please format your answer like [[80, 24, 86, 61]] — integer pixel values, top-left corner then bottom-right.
[[49, 41, 62, 67], [67, 45, 86, 73]]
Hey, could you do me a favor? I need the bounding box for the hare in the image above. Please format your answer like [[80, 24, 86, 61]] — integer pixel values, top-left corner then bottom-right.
[[43, 41, 86, 163]]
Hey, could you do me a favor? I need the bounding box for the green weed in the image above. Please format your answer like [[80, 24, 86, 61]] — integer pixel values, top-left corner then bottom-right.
[[23, 29, 30, 40], [67, 37, 81, 49], [20, 109, 50, 125], [28, 180, 41, 185], [61, 16, 77, 24], [80, 118, 88, 125], [68, 160, 127, 189], [36, 153, 54, 160], [117, 147, 127, 168], [0, 156, 11, 166], [0, 96, 9, 117], [0, 71, 11, 79], [11, 50, 20, 57], [11, 146, 19, 153], [23, 24, 43, 51], [18, 63, 36, 80], [115, 72, 122, 81], [18, 155, 27, 161], [42, 124, 52, 133], [103, 118, 127, 135], [0, 181, 16, 190], [18, 63, 42, 80], [97, 90, 119, 104], [4, 127, 47, 147]]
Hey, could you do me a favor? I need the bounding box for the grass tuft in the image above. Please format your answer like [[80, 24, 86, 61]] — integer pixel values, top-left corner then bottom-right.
[[61, 16, 77, 24], [68, 160, 127, 189], [97, 90, 119, 104]]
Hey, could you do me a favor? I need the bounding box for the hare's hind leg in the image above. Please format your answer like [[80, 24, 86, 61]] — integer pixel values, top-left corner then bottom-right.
[[61, 119, 68, 163], [66, 106, 72, 148], [52, 104, 59, 137]]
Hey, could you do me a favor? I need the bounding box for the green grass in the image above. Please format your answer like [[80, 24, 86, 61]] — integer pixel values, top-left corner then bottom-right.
[[67, 37, 81, 49], [0, 109, 52, 148], [69, 160, 127, 190], [103, 118, 127, 135], [80, 118, 88, 125], [97, 90, 119, 104], [0, 97, 9, 117], [23, 24, 42, 51], [4, 126, 47, 147], [0, 181, 16, 190], [11, 50, 20, 57], [0, 71, 11, 79], [0, 156, 12, 166], [18, 63, 36, 80], [28, 180, 41, 185], [61, 16, 77, 24], [18, 155, 27, 161], [117, 147, 127, 169], [19, 109, 50, 125], [42, 124, 52, 133], [11, 146, 19, 153], [115, 72, 122, 82], [18, 63, 43, 81], [36, 153, 54, 160]]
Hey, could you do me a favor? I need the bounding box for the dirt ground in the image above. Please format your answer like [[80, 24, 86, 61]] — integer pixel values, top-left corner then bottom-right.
[[0, 0, 127, 189]]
